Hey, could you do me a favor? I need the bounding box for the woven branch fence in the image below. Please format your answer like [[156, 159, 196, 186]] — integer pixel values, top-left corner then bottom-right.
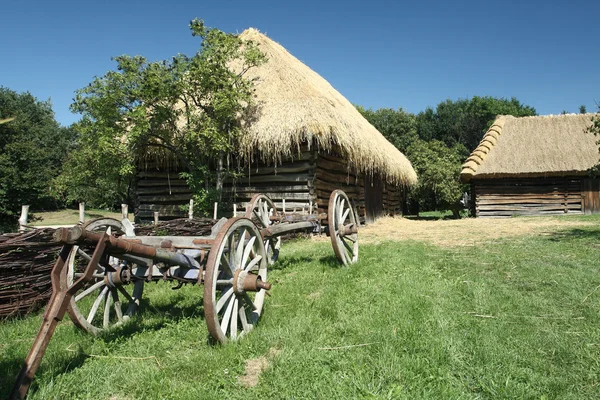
[[0, 218, 217, 319]]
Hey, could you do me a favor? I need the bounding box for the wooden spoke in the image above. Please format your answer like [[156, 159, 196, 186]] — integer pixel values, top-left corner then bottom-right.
[[230, 298, 239, 340], [241, 236, 256, 269], [66, 218, 144, 335], [244, 254, 263, 272], [220, 295, 236, 334], [239, 305, 250, 332], [204, 218, 268, 343], [103, 291, 113, 329], [328, 190, 359, 266], [74, 280, 105, 302], [245, 194, 281, 264], [216, 287, 234, 313], [87, 286, 108, 324], [111, 289, 123, 323]]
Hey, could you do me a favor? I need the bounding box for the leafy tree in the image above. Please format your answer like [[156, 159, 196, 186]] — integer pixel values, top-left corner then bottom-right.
[[580, 105, 587, 114], [0, 87, 72, 231], [405, 139, 467, 216], [416, 96, 536, 152], [55, 19, 266, 213], [357, 106, 418, 153]]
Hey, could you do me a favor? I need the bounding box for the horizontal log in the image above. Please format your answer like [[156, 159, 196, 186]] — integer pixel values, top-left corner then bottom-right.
[[314, 179, 361, 192], [477, 204, 582, 212], [138, 194, 192, 203], [137, 187, 193, 195], [476, 194, 581, 200], [474, 186, 581, 194], [137, 179, 189, 187], [315, 169, 360, 186], [225, 173, 313, 184], [477, 198, 582, 205], [235, 192, 312, 201], [224, 184, 312, 194], [243, 162, 314, 176], [316, 158, 354, 174]]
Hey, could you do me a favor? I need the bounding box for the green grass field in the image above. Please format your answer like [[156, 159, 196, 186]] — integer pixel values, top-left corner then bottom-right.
[[2, 216, 600, 399]]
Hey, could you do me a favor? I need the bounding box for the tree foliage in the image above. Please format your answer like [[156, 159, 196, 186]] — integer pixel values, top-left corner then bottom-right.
[[405, 139, 467, 213], [416, 96, 536, 152], [356, 106, 418, 153], [55, 19, 266, 212], [0, 87, 72, 230]]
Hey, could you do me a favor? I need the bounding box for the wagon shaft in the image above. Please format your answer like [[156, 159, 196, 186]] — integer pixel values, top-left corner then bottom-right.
[[53, 226, 200, 270]]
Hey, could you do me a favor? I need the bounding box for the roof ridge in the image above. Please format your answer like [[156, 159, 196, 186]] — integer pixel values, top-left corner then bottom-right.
[[460, 116, 509, 182]]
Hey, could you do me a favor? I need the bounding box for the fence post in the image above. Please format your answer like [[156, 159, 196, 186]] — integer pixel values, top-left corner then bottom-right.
[[233, 204, 237, 217], [309, 200, 313, 215], [121, 204, 128, 220], [282, 198, 286, 214], [189, 199, 194, 220], [153, 212, 159, 226], [79, 203, 85, 224], [213, 202, 218, 220], [18, 205, 29, 232]]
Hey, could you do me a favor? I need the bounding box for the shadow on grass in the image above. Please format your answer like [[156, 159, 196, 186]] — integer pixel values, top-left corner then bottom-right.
[[0, 348, 88, 399], [270, 255, 313, 271], [546, 227, 600, 243], [97, 294, 206, 343], [318, 254, 345, 269]]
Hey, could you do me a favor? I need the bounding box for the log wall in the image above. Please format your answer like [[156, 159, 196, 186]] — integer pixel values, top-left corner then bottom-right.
[[471, 178, 584, 218], [135, 143, 405, 224], [135, 169, 192, 222], [228, 145, 316, 214]]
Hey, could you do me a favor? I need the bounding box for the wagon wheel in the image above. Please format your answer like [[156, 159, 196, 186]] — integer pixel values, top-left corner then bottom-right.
[[66, 218, 144, 335], [204, 217, 269, 343], [328, 190, 359, 265], [245, 193, 281, 264]]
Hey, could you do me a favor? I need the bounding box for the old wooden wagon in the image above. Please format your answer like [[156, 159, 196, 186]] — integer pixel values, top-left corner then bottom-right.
[[11, 190, 358, 399]]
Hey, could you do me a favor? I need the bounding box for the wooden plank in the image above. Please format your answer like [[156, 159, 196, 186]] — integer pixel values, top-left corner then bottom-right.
[[136, 187, 193, 195], [137, 179, 189, 187], [225, 173, 313, 184], [224, 184, 311, 194], [478, 204, 582, 212], [244, 162, 313, 176], [234, 192, 312, 201], [477, 198, 582, 205], [138, 194, 192, 203]]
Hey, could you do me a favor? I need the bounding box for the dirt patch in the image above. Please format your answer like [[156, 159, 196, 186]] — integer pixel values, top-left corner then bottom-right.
[[319, 216, 594, 248], [238, 348, 280, 388]]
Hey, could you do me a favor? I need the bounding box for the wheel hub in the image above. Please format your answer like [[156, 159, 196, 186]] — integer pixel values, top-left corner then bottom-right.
[[104, 266, 131, 288], [233, 269, 272, 294]]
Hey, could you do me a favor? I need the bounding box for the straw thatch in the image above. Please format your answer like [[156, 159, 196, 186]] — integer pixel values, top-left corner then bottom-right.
[[461, 114, 599, 181], [235, 28, 417, 186]]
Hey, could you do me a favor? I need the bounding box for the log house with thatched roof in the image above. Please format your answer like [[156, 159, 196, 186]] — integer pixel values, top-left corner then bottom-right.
[[135, 28, 417, 223], [460, 114, 600, 217]]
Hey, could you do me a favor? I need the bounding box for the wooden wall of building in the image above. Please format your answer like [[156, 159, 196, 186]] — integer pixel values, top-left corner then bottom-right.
[[471, 177, 584, 218], [135, 143, 404, 224], [135, 169, 192, 222]]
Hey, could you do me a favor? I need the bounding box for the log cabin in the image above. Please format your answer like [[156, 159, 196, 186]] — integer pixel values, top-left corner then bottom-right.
[[460, 114, 600, 218], [135, 28, 417, 223]]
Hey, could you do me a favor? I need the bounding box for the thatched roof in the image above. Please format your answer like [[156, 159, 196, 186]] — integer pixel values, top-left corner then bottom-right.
[[236, 28, 417, 186], [461, 114, 599, 182]]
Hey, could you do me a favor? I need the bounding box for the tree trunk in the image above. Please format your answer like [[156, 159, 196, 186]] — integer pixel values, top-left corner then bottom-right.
[[215, 151, 224, 202]]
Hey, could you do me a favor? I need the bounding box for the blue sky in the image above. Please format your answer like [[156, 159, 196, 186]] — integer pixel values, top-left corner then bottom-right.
[[1, 0, 598, 126]]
